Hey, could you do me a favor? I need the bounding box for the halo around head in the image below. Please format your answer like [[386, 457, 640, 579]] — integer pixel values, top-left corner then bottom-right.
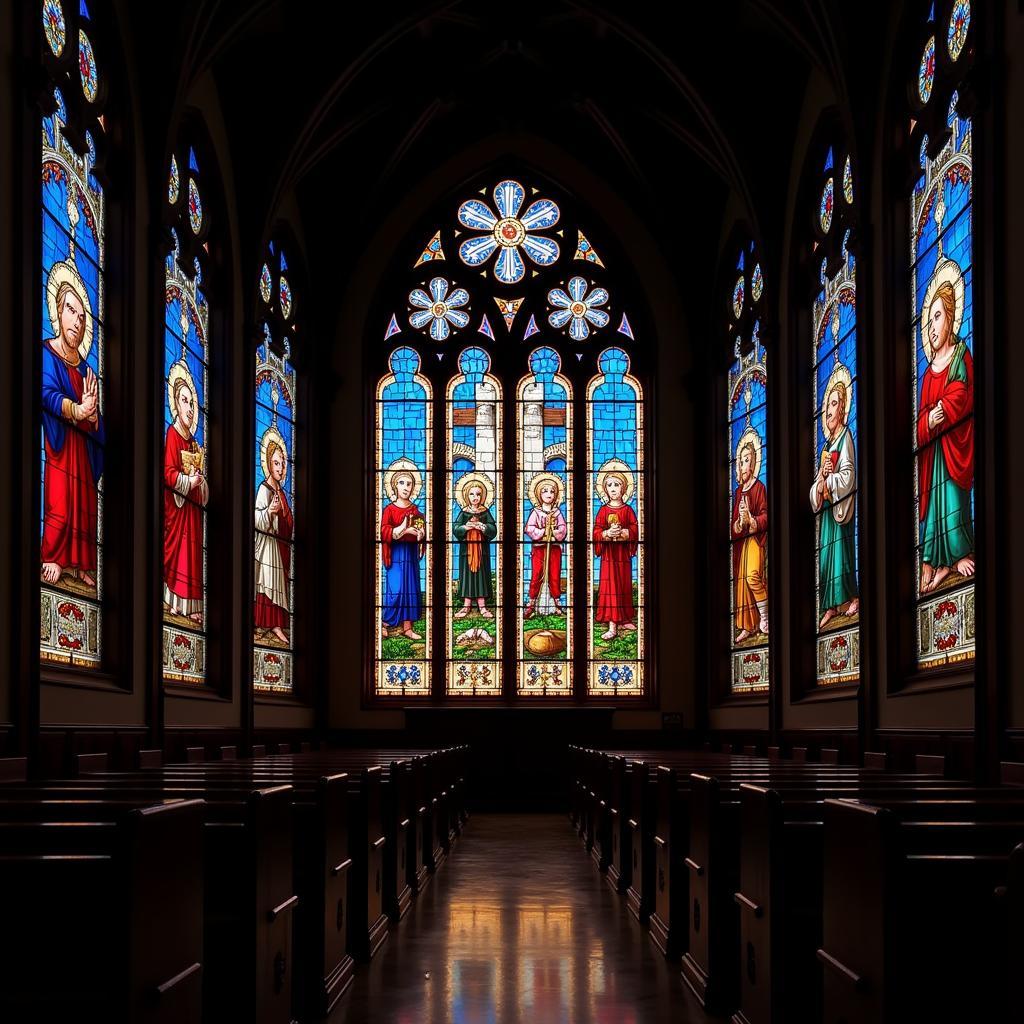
[[457, 471, 494, 510], [528, 472, 563, 508], [920, 256, 965, 362], [596, 458, 635, 503], [735, 427, 763, 486], [166, 359, 199, 424], [384, 457, 422, 503], [46, 260, 94, 361], [260, 425, 288, 485], [820, 362, 853, 441]]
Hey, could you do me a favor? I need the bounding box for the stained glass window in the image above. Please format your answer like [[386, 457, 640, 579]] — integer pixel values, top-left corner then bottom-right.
[[810, 143, 860, 686], [910, 1, 975, 669], [447, 347, 502, 696], [372, 173, 646, 699], [727, 245, 769, 694], [518, 347, 573, 696], [254, 244, 298, 694], [162, 145, 210, 685], [40, 0, 106, 667], [587, 348, 644, 696], [376, 347, 432, 696]]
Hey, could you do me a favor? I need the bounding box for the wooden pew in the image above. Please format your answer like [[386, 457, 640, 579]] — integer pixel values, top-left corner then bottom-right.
[[818, 797, 1019, 1023], [0, 783, 297, 1024], [732, 782, 1024, 1024], [0, 798, 204, 1023]]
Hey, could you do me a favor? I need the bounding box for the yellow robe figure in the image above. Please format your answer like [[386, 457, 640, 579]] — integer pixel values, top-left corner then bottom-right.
[[731, 475, 768, 637]]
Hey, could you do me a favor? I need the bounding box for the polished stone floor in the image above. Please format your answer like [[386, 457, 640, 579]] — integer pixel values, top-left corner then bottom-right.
[[334, 813, 717, 1023]]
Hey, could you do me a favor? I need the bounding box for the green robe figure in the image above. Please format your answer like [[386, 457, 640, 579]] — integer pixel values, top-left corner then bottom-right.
[[453, 475, 496, 618], [809, 379, 859, 629], [917, 279, 975, 594]]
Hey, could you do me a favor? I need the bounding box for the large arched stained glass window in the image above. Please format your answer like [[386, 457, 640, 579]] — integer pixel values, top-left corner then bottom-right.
[[376, 346, 432, 696], [254, 243, 297, 693], [910, 1, 975, 669], [726, 244, 770, 694], [810, 144, 860, 686], [161, 146, 210, 685], [39, 0, 107, 667], [371, 173, 646, 700]]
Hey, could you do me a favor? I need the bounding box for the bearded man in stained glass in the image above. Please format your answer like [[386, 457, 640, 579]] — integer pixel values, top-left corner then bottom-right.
[[41, 268, 104, 591]]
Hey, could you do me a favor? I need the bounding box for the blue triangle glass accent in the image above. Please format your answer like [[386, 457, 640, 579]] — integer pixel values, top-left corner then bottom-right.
[[269, 241, 275, 255], [523, 314, 539, 340], [80, 0, 91, 18], [737, 250, 745, 271], [928, 2, 935, 21], [279, 250, 288, 271], [478, 315, 495, 341], [188, 148, 199, 173], [617, 312, 635, 340], [824, 146, 834, 172], [384, 314, 400, 340]]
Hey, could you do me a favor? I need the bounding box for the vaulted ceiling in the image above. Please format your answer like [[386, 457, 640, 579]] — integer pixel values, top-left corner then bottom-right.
[[121, 0, 887, 341]]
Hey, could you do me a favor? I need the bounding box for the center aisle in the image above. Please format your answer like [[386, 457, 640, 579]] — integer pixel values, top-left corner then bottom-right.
[[334, 813, 717, 1023]]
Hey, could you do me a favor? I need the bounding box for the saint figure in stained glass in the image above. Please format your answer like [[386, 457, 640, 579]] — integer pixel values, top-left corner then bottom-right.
[[524, 476, 567, 618], [593, 463, 638, 640], [731, 431, 768, 641], [917, 268, 975, 593], [381, 461, 426, 640], [254, 428, 293, 644], [163, 361, 208, 624], [810, 359, 858, 627], [452, 474, 497, 618], [41, 265, 103, 592]]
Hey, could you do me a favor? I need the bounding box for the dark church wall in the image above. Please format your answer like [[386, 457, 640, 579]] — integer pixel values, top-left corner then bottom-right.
[[0, 1, 16, 758]]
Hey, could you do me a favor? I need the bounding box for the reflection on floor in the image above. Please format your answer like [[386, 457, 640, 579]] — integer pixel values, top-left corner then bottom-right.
[[333, 813, 717, 1024]]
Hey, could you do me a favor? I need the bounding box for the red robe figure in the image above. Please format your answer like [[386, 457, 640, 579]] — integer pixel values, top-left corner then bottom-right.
[[41, 281, 104, 590], [593, 472, 638, 641], [916, 279, 975, 594], [163, 374, 209, 624]]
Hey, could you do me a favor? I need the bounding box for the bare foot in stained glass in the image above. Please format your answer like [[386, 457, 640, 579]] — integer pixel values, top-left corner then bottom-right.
[[381, 625, 389, 639], [189, 612, 203, 625], [78, 570, 95, 588], [619, 622, 636, 632], [478, 608, 493, 619], [920, 563, 935, 593], [846, 598, 859, 617], [602, 625, 617, 640], [402, 628, 422, 640], [454, 607, 469, 619], [272, 627, 288, 644], [736, 629, 751, 643], [759, 613, 769, 635], [927, 566, 950, 592], [41, 561, 62, 584], [956, 556, 975, 577], [819, 608, 837, 629]]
